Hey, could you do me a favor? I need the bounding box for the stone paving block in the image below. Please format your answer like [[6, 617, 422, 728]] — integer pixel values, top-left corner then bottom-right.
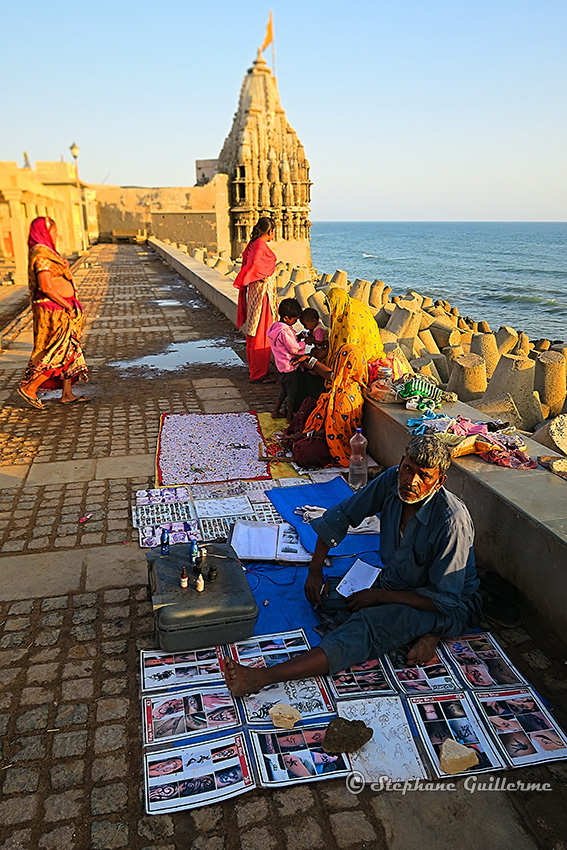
[[52, 730, 88, 759], [38, 825, 76, 850], [0, 648, 27, 667], [191, 838, 225, 850], [69, 624, 96, 642], [0, 668, 21, 687], [101, 640, 128, 655], [62, 679, 94, 701], [26, 663, 59, 683], [94, 724, 126, 753], [90, 783, 128, 815], [329, 811, 377, 848], [275, 784, 315, 816], [102, 658, 127, 674], [236, 797, 269, 828], [96, 697, 129, 722], [54, 704, 89, 727], [16, 706, 49, 733], [239, 827, 276, 850], [0, 633, 27, 648], [521, 649, 552, 671], [49, 761, 85, 789], [196, 386, 243, 400], [542, 670, 567, 694], [101, 677, 128, 695], [0, 827, 32, 849], [34, 631, 61, 647], [8, 600, 34, 616], [3, 768, 40, 794], [202, 398, 250, 413], [137, 815, 175, 840], [284, 815, 324, 849], [4, 616, 31, 631], [95, 454, 154, 480], [67, 644, 96, 659], [71, 608, 98, 626], [63, 660, 94, 679], [0, 554, 80, 604], [43, 789, 83, 822], [91, 753, 128, 783], [72, 592, 98, 607], [39, 612, 64, 628], [0, 714, 8, 736], [90, 820, 129, 849], [86, 545, 145, 591], [104, 604, 130, 620], [19, 686, 54, 706], [192, 378, 235, 388], [0, 464, 30, 490], [103, 588, 130, 603], [191, 804, 224, 831], [26, 459, 95, 486], [0, 795, 39, 824], [102, 620, 129, 637], [12, 736, 47, 762], [320, 783, 360, 809]]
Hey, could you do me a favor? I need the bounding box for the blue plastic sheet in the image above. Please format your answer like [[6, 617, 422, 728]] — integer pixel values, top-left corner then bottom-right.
[[267, 479, 381, 557]]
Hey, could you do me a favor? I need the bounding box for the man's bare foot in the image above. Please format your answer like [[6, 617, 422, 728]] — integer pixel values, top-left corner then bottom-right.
[[223, 657, 268, 696], [271, 408, 282, 420], [406, 634, 439, 666]]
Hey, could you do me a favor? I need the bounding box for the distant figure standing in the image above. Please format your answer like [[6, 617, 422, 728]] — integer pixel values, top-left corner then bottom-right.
[[234, 217, 277, 382], [18, 217, 88, 410]]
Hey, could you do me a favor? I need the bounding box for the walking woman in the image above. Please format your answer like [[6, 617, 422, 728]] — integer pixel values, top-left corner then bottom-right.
[[234, 217, 277, 382], [18, 217, 88, 410]]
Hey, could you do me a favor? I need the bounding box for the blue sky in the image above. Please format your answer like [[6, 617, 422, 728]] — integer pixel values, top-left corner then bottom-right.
[[2, 0, 566, 220]]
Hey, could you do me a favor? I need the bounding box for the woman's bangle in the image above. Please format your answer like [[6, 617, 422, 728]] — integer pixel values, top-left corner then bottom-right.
[[307, 356, 317, 370]]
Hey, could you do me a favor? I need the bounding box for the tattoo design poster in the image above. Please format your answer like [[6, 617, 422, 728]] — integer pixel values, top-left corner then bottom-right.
[[408, 693, 506, 777], [329, 659, 397, 700], [240, 678, 334, 726], [474, 689, 567, 767], [338, 697, 427, 781], [229, 629, 311, 670], [250, 725, 351, 787], [143, 686, 240, 745], [140, 647, 224, 692], [384, 646, 461, 694], [442, 633, 527, 690], [144, 733, 255, 813]]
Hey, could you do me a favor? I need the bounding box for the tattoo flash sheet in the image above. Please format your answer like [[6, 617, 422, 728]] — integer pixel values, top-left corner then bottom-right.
[[474, 689, 567, 767], [144, 733, 255, 813], [140, 648, 224, 692], [229, 629, 311, 671], [441, 633, 527, 690], [250, 725, 351, 787], [142, 686, 240, 745], [408, 693, 506, 777], [240, 678, 334, 726], [337, 696, 427, 781], [329, 658, 397, 700], [384, 647, 460, 694]]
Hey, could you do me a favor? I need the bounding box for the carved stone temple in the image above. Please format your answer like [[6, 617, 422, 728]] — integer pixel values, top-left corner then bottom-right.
[[217, 50, 312, 265]]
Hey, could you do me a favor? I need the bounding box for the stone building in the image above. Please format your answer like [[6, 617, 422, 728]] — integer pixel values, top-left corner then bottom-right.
[[217, 50, 312, 266]]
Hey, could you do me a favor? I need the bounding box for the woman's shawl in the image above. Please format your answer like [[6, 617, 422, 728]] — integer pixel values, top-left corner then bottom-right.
[[327, 287, 384, 371], [304, 344, 369, 467], [28, 245, 74, 300], [234, 238, 277, 329]]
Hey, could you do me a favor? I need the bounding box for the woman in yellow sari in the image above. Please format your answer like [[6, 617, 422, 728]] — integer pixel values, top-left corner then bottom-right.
[[18, 217, 88, 410], [288, 344, 368, 468], [326, 287, 384, 370]]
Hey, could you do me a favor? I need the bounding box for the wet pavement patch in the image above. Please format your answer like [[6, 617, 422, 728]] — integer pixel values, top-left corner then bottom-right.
[[107, 339, 244, 372]]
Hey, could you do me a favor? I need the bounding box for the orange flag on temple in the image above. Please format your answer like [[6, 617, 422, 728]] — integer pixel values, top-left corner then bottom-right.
[[261, 10, 273, 51]]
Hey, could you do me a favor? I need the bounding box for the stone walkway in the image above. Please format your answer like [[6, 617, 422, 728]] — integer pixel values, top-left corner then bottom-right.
[[0, 244, 565, 849]]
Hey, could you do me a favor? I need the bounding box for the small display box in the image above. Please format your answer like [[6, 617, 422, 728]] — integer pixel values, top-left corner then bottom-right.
[[147, 543, 258, 651]]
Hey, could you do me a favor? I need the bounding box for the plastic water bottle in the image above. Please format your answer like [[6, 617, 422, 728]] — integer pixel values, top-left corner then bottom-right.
[[348, 428, 368, 490], [160, 528, 169, 556]]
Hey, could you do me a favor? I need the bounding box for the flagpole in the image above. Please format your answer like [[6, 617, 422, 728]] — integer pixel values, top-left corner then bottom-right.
[[271, 9, 276, 77]]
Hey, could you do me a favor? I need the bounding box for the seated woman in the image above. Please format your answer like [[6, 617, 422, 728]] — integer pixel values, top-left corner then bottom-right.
[[326, 286, 384, 370], [286, 343, 368, 468]]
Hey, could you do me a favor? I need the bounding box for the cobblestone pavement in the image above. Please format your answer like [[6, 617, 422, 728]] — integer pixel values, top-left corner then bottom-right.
[[0, 244, 566, 849]]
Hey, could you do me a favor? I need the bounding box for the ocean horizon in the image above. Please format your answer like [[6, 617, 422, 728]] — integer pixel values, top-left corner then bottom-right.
[[309, 221, 567, 341]]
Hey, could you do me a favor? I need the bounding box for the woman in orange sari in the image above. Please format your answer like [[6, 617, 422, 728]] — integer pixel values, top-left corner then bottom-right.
[[287, 344, 368, 467], [18, 217, 88, 410], [234, 217, 277, 382]]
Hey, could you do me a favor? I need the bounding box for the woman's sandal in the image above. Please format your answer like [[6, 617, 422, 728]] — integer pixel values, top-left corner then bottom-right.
[[17, 388, 46, 410], [61, 397, 90, 405]]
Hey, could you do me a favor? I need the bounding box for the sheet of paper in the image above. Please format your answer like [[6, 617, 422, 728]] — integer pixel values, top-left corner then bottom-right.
[[142, 686, 240, 745], [328, 659, 397, 700], [193, 496, 255, 519], [144, 733, 255, 813], [384, 647, 460, 694], [275, 522, 312, 563], [140, 648, 224, 692], [441, 633, 528, 690], [250, 724, 352, 787], [338, 697, 427, 781], [336, 559, 382, 597], [230, 520, 279, 560]]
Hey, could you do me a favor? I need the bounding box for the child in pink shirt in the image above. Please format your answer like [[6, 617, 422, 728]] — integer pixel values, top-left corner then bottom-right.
[[267, 298, 304, 422], [300, 308, 328, 361]]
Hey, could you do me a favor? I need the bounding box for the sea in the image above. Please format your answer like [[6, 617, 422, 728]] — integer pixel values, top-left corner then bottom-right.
[[309, 222, 567, 342]]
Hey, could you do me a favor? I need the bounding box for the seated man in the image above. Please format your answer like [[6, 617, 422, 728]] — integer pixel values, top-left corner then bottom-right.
[[224, 435, 482, 696]]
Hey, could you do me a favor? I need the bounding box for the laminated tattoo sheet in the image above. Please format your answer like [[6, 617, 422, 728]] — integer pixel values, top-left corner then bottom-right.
[[329, 659, 397, 700], [239, 677, 335, 726], [338, 697, 427, 781], [474, 688, 567, 767], [384, 646, 461, 694], [229, 629, 311, 670], [144, 733, 255, 813], [140, 648, 224, 692], [249, 724, 351, 787], [408, 692, 506, 777], [441, 633, 527, 690], [142, 686, 240, 745]]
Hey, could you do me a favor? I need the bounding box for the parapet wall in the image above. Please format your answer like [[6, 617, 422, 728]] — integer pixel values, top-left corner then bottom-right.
[[150, 237, 567, 638]]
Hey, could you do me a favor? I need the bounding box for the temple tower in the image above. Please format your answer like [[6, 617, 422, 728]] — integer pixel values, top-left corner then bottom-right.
[[217, 50, 312, 265]]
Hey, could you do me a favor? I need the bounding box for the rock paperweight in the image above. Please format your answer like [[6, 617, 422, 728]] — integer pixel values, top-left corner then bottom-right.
[[439, 738, 479, 774], [322, 717, 373, 753], [269, 703, 302, 729]]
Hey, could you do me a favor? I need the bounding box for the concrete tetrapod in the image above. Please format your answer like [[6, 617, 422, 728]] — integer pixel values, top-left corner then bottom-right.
[[368, 280, 385, 311], [531, 414, 567, 457], [307, 291, 330, 326], [495, 325, 519, 355], [385, 306, 421, 340], [469, 393, 523, 430], [483, 354, 537, 431], [470, 333, 500, 379], [446, 353, 488, 401], [349, 278, 371, 304], [534, 350, 567, 417], [330, 270, 348, 289], [294, 282, 316, 310]]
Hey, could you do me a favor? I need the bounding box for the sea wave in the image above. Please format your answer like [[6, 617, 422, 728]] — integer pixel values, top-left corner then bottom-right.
[[484, 293, 562, 308]]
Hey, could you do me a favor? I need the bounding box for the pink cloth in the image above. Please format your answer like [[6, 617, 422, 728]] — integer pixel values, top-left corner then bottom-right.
[[313, 323, 326, 343], [28, 217, 58, 254], [267, 321, 305, 373], [234, 239, 277, 329]]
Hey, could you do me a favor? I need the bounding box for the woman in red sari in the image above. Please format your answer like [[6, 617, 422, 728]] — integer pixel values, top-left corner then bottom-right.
[[18, 217, 88, 410], [234, 217, 277, 382]]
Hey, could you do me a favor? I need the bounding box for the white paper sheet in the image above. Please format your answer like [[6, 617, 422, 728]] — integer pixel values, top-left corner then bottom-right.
[[336, 559, 382, 597]]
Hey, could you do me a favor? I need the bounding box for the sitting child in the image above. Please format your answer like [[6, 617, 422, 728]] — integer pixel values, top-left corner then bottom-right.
[[267, 298, 305, 422], [300, 308, 328, 361]]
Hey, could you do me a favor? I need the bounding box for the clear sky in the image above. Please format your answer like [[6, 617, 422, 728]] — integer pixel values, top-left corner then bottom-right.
[[2, 0, 566, 220]]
